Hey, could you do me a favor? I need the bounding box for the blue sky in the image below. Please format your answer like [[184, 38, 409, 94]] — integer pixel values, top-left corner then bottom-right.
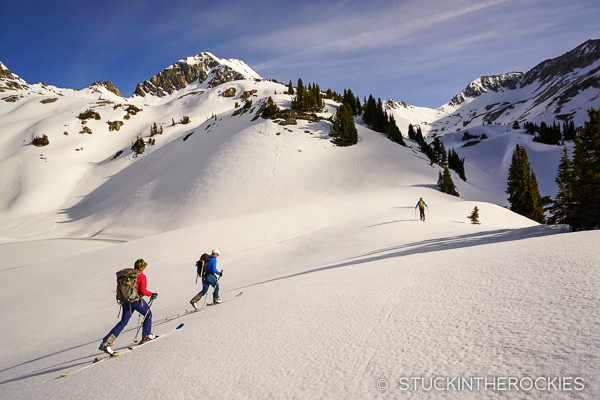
[[1, 0, 599, 108]]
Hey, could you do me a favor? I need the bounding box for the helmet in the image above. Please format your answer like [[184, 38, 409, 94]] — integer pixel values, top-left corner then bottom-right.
[[134, 259, 147, 269], [211, 249, 220, 255]]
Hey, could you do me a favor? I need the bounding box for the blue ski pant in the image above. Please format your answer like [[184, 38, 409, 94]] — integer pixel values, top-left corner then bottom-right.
[[103, 299, 152, 343], [199, 274, 219, 300]]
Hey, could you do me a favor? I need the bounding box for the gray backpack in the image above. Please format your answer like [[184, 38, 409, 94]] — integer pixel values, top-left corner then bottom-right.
[[116, 268, 140, 305]]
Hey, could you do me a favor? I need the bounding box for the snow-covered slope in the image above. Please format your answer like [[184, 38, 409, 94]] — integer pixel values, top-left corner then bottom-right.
[[1, 46, 599, 400]]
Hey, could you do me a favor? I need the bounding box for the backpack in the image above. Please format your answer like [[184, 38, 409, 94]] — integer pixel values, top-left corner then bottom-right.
[[116, 268, 141, 305], [196, 253, 213, 277], [418, 200, 424, 208]]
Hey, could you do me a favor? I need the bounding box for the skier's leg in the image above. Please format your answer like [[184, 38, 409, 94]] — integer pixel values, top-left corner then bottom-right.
[[134, 299, 153, 337], [213, 279, 220, 301], [198, 276, 210, 296], [103, 304, 132, 343]]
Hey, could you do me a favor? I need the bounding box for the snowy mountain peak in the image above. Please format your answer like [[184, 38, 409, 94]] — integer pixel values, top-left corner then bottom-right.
[[448, 72, 523, 107], [0, 61, 29, 90], [132, 52, 262, 98]]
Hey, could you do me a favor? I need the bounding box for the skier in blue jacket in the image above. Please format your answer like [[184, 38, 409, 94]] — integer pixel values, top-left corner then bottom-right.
[[190, 249, 222, 309], [415, 198, 428, 221]]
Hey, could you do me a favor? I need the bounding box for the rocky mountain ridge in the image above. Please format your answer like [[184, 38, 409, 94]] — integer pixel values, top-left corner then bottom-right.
[[132, 52, 261, 97], [385, 38, 600, 135]]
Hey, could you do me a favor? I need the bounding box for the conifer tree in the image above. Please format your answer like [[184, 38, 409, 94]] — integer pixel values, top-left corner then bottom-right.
[[448, 148, 467, 181], [408, 124, 416, 140], [330, 103, 358, 146], [287, 80, 294, 95], [506, 144, 546, 223], [468, 206, 480, 224], [547, 146, 574, 225], [261, 96, 280, 119], [432, 137, 447, 166], [569, 108, 600, 230], [362, 95, 376, 127], [437, 166, 459, 197], [386, 115, 406, 146]]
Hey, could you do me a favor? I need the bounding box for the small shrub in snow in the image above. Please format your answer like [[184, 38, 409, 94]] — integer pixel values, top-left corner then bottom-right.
[[78, 109, 101, 120], [131, 136, 145, 156], [181, 116, 191, 124], [108, 121, 123, 131], [40, 98, 58, 104], [3, 95, 20, 102], [32, 134, 49, 147], [125, 105, 142, 116]]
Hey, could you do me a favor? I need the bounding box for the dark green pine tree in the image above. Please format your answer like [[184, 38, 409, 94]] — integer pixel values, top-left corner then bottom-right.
[[150, 122, 158, 136], [408, 124, 416, 140], [432, 137, 447, 166], [362, 95, 376, 127], [385, 115, 406, 146], [448, 147, 467, 181], [569, 108, 600, 230], [437, 166, 459, 197], [506, 144, 546, 223], [261, 96, 280, 119], [287, 80, 294, 95], [330, 103, 358, 146], [291, 78, 304, 110], [547, 146, 574, 225]]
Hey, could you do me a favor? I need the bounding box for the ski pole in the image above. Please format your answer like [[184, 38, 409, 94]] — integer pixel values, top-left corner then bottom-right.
[[427, 207, 431, 220], [131, 298, 154, 345]]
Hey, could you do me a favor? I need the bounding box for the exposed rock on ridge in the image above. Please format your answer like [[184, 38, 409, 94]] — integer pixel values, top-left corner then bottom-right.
[[92, 80, 122, 97], [133, 52, 254, 97], [448, 73, 523, 107], [0, 62, 29, 91]]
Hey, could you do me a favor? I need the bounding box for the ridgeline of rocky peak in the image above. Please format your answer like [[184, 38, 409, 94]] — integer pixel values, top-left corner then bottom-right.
[[0, 61, 29, 90], [448, 73, 523, 107], [91, 80, 122, 97], [133, 52, 250, 98], [520, 39, 600, 87]]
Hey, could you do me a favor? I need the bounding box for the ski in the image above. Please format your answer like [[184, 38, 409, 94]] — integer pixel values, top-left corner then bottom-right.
[[59, 323, 184, 378], [60, 352, 122, 377], [128, 323, 184, 350], [206, 291, 243, 307], [165, 292, 243, 321]]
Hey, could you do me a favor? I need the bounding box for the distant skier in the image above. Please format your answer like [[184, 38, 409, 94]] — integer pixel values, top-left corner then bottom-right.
[[415, 198, 428, 221], [190, 249, 223, 309], [99, 259, 158, 355]]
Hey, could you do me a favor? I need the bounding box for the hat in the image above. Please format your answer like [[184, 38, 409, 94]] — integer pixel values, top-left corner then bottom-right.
[[134, 259, 147, 269], [211, 249, 220, 255]]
